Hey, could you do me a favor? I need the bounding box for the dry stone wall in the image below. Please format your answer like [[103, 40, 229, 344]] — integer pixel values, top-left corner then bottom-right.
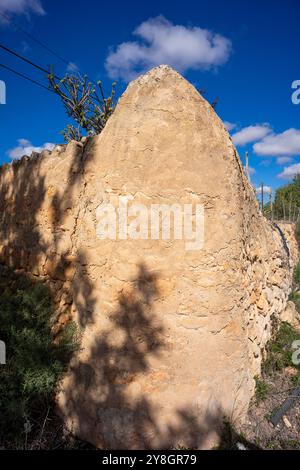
[[0, 66, 298, 449]]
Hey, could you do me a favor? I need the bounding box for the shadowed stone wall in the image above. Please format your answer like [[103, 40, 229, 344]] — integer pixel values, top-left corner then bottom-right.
[[0, 66, 297, 449]]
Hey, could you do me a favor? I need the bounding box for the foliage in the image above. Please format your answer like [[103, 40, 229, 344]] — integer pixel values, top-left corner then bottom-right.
[[296, 220, 300, 247], [0, 270, 78, 448], [273, 174, 300, 221], [289, 261, 300, 310], [294, 261, 300, 286], [48, 72, 116, 142], [262, 322, 300, 376], [262, 201, 271, 218], [289, 291, 300, 313], [254, 376, 269, 403]]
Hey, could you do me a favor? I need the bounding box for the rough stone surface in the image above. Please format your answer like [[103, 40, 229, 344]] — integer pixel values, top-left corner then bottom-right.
[[277, 221, 298, 269], [280, 301, 300, 330], [0, 65, 298, 449]]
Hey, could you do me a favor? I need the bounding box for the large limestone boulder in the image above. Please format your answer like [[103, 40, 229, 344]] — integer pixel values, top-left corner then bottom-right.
[[0, 66, 297, 449]]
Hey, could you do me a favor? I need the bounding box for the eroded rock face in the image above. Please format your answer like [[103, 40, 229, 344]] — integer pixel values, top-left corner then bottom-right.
[[0, 66, 298, 449], [280, 301, 300, 331]]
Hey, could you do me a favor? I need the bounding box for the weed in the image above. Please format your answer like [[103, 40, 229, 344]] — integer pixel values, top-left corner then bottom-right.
[[254, 376, 269, 402]]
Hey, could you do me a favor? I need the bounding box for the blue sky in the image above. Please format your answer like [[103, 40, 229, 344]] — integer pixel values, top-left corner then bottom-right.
[[0, 0, 300, 194]]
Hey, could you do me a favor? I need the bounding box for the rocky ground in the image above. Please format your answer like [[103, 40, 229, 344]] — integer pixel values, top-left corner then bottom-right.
[[241, 369, 300, 449], [238, 317, 300, 450]]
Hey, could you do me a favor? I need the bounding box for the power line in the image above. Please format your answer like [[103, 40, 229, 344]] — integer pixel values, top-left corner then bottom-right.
[[0, 42, 95, 96], [0, 43, 61, 80], [0, 15, 101, 96], [0, 11, 101, 91], [0, 62, 53, 93], [0, 10, 70, 67], [0, 11, 100, 88], [0, 41, 100, 97]]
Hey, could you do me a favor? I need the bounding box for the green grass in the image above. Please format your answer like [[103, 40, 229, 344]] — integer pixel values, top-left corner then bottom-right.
[[279, 439, 300, 450], [266, 440, 276, 449], [254, 376, 269, 402]]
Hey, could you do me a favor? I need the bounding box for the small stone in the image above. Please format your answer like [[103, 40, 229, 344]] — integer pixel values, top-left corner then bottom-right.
[[280, 301, 300, 331], [236, 442, 247, 450], [283, 415, 292, 429], [284, 366, 298, 377]]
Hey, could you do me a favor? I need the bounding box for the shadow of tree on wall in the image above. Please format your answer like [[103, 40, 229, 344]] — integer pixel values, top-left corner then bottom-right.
[[0, 156, 47, 271], [0, 140, 98, 330], [60, 262, 225, 449], [0, 142, 227, 449], [47, 139, 98, 330]]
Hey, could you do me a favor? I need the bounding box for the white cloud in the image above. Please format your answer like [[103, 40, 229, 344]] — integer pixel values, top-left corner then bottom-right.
[[253, 128, 300, 157], [224, 121, 236, 132], [7, 139, 55, 160], [278, 163, 300, 180], [276, 156, 293, 165], [105, 15, 232, 81], [255, 185, 271, 194], [0, 0, 45, 22], [232, 124, 272, 146]]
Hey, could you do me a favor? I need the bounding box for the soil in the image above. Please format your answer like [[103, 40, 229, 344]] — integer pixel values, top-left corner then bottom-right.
[[240, 369, 300, 450]]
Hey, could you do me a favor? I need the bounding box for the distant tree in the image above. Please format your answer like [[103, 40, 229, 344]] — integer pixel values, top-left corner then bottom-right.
[[48, 72, 116, 142], [262, 200, 272, 218], [273, 174, 300, 220]]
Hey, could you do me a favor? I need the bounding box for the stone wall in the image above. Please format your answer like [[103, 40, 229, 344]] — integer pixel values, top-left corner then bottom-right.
[[0, 66, 298, 449]]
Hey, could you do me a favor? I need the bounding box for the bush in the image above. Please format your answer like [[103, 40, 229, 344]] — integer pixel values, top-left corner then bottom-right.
[[262, 322, 300, 376], [296, 221, 300, 249], [0, 269, 77, 448], [294, 261, 300, 286]]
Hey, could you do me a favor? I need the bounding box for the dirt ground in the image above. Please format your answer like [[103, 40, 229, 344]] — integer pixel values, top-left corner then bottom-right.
[[239, 369, 300, 449]]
